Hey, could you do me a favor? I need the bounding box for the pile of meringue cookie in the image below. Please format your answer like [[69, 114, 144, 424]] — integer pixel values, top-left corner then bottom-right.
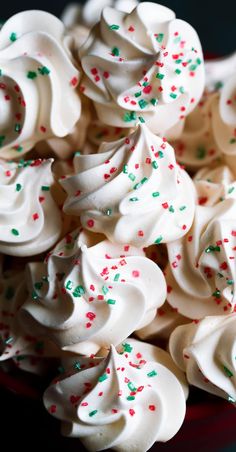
[[1, 1, 236, 450]]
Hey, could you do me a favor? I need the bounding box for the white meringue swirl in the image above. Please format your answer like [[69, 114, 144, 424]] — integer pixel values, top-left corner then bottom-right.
[[44, 342, 186, 451], [0, 10, 81, 159], [166, 198, 236, 319], [61, 124, 195, 247], [79, 2, 204, 134], [0, 158, 62, 256], [170, 315, 236, 402], [21, 229, 166, 355]]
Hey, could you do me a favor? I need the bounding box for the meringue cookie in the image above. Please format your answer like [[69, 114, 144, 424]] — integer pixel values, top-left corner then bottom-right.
[[0, 159, 62, 256], [61, 124, 196, 247], [194, 164, 236, 206], [171, 91, 221, 169], [170, 315, 236, 402], [79, 3, 204, 134], [205, 52, 236, 93], [211, 76, 236, 175], [0, 10, 81, 159], [135, 302, 189, 342], [44, 342, 186, 451], [166, 198, 236, 319], [21, 228, 166, 355]]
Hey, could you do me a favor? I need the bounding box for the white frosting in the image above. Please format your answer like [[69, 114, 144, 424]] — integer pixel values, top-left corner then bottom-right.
[[166, 198, 236, 319], [44, 341, 186, 451], [136, 302, 189, 342], [0, 10, 81, 159], [21, 229, 166, 355], [194, 164, 236, 206], [170, 91, 221, 168], [0, 159, 62, 256], [211, 75, 236, 175], [170, 315, 236, 402], [79, 3, 204, 134], [205, 53, 236, 93], [61, 124, 196, 247], [35, 96, 92, 160]]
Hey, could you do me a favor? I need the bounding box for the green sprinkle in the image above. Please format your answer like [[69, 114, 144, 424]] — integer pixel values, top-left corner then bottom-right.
[[128, 382, 137, 391], [133, 182, 141, 190], [155, 236, 163, 244], [16, 183, 22, 192], [179, 205, 186, 211], [135, 91, 142, 98], [104, 208, 112, 216], [109, 24, 120, 30], [179, 86, 185, 94], [128, 173, 136, 182], [152, 191, 160, 197], [138, 99, 148, 109], [215, 81, 223, 90], [147, 370, 157, 378], [114, 274, 120, 281], [196, 58, 202, 65], [175, 59, 182, 64], [38, 66, 50, 75], [189, 64, 197, 71], [27, 71, 37, 79], [170, 92, 177, 99], [143, 81, 149, 87], [89, 410, 98, 417], [74, 361, 81, 371], [175, 68, 182, 75], [66, 280, 73, 290], [4, 336, 13, 345], [152, 161, 158, 169], [73, 285, 85, 297], [150, 98, 158, 106], [230, 138, 236, 144], [74, 151, 81, 156], [158, 150, 164, 158], [223, 366, 233, 378], [169, 205, 175, 213], [32, 290, 38, 300], [15, 145, 23, 153], [156, 72, 164, 80], [10, 32, 17, 42], [130, 111, 137, 121], [228, 187, 235, 194], [34, 282, 43, 290], [11, 228, 19, 236], [14, 124, 21, 132], [41, 186, 50, 191], [127, 396, 135, 401], [123, 164, 128, 174], [5, 286, 15, 300], [141, 177, 148, 185], [205, 245, 220, 253], [212, 290, 221, 299], [107, 299, 116, 305], [138, 116, 145, 123], [111, 47, 120, 56], [122, 343, 133, 353], [98, 373, 108, 382], [156, 33, 164, 43], [196, 146, 206, 160], [129, 197, 139, 202], [102, 285, 109, 295], [227, 280, 234, 285]]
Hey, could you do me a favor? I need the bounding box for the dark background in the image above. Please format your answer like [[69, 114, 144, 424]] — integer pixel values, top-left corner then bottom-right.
[[1, 1, 236, 451], [1, 0, 236, 56]]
